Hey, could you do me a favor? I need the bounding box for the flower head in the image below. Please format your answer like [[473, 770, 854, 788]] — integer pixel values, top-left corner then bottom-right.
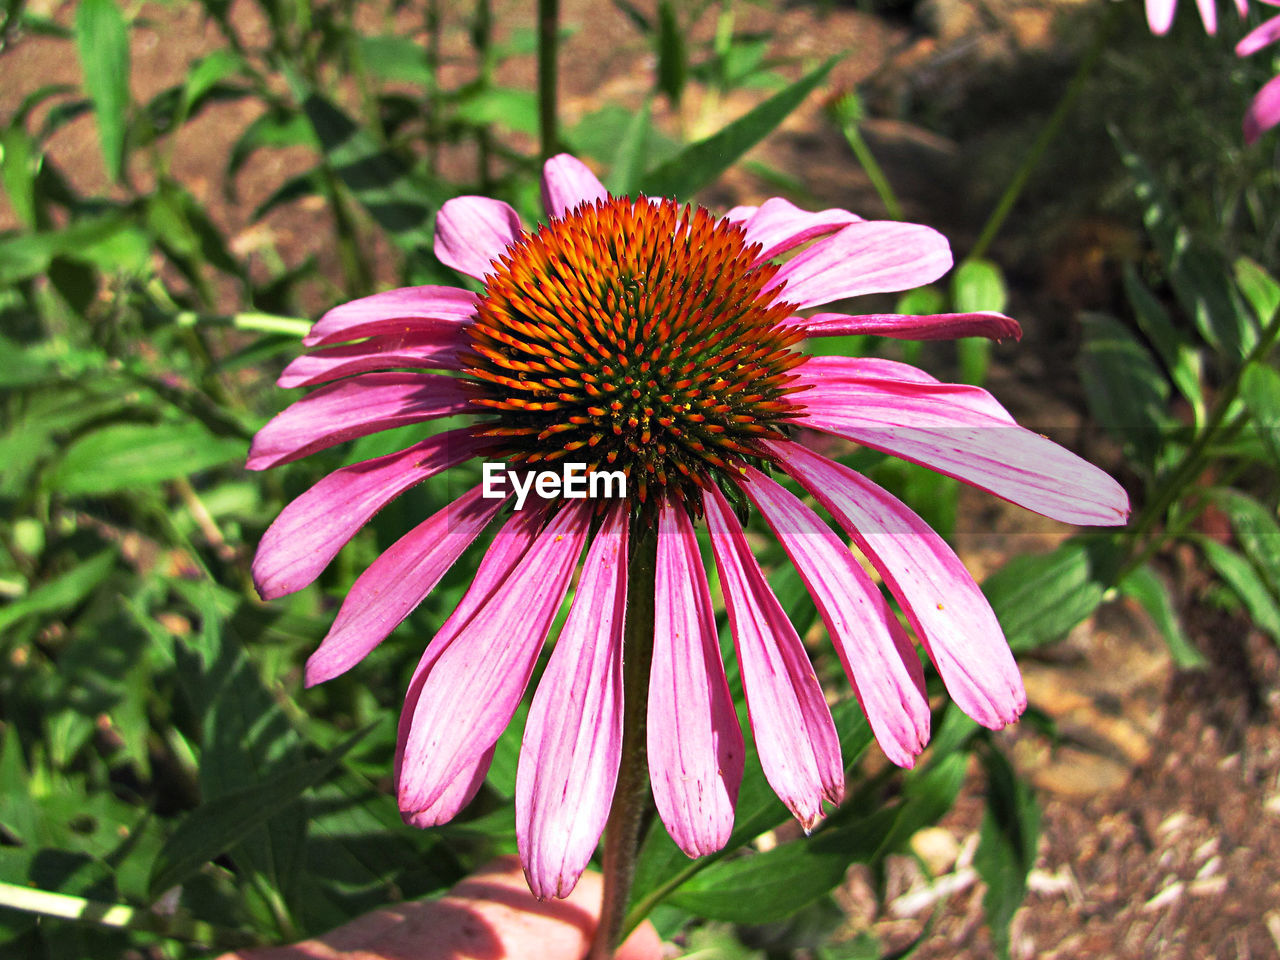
[[249, 154, 1129, 899]]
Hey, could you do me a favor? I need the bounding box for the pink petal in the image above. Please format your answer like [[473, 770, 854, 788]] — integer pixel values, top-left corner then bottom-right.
[[398, 503, 591, 816], [517, 504, 629, 899], [541, 154, 609, 219], [1237, 16, 1280, 55], [795, 355, 1015, 420], [792, 374, 1131, 526], [278, 331, 468, 388], [648, 498, 744, 857], [765, 221, 953, 309], [771, 441, 1026, 729], [704, 485, 843, 828], [253, 428, 487, 599], [1146, 0, 1177, 33], [395, 507, 549, 826], [787, 311, 1022, 342], [246, 372, 473, 470], [304, 484, 504, 686], [303, 285, 478, 347], [1246, 74, 1280, 144], [736, 467, 930, 769], [1195, 0, 1218, 32], [402, 748, 494, 829], [728, 197, 862, 263], [435, 196, 524, 281]]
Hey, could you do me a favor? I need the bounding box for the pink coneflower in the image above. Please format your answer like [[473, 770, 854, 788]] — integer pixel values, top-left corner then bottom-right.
[[1144, 0, 1248, 35], [248, 154, 1129, 900], [1237, 3, 1280, 142]]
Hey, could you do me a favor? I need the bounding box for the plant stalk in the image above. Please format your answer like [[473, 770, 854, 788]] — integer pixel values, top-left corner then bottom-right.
[[589, 522, 658, 960], [537, 0, 560, 161]]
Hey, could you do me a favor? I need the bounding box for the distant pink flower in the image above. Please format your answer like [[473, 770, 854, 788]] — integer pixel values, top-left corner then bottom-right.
[[1144, 0, 1248, 34], [248, 155, 1129, 900], [1237, 4, 1280, 142]]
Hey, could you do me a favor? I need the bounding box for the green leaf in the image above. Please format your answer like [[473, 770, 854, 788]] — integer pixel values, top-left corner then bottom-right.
[[0, 126, 39, 229], [50, 422, 245, 496], [0, 549, 117, 634], [639, 57, 836, 198], [1170, 235, 1257, 359], [1122, 265, 1204, 420], [1234, 257, 1280, 326], [147, 729, 371, 899], [358, 35, 432, 86], [1119, 565, 1205, 667], [1077, 312, 1174, 468], [0, 215, 131, 285], [1212, 490, 1280, 601], [74, 0, 131, 182], [1199, 538, 1280, 643], [605, 99, 654, 196], [973, 748, 1040, 960], [951, 258, 1007, 314], [454, 86, 539, 137], [983, 537, 1119, 652], [1241, 363, 1280, 468], [227, 109, 318, 185], [656, 1, 687, 106]]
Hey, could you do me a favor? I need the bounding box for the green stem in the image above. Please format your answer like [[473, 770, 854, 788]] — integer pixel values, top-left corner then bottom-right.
[[841, 122, 902, 220], [589, 523, 658, 960], [173, 310, 312, 337], [968, 8, 1112, 261], [0, 881, 255, 950], [537, 0, 560, 161]]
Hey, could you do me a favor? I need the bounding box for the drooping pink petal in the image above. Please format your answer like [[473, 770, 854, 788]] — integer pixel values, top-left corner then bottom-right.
[[398, 502, 591, 816], [1238, 12, 1280, 53], [541, 154, 609, 219], [725, 197, 861, 263], [787, 311, 1022, 342], [278, 331, 469, 388], [703, 485, 843, 828], [304, 484, 504, 686], [765, 221, 953, 309], [395, 507, 549, 827], [736, 467, 930, 769], [517, 504, 629, 900], [1146, 0, 1177, 33], [253, 428, 487, 599], [435, 196, 524, 281], [772, 440, 1026, 730], [795, 355, 1016, 420], [246, 373, 473, 470], [648, 498, 744, 857], [1245, 73, 1280, 144], [303, 285, 478, 347], [792, 374, 1131, 526], [1195, 0, 1218, 33]]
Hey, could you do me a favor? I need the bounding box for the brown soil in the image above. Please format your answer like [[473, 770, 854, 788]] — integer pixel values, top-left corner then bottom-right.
[[4, 1, 1278, 957]]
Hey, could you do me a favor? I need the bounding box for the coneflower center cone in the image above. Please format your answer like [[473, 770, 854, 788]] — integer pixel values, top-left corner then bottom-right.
[[466, 196, 808, 511]]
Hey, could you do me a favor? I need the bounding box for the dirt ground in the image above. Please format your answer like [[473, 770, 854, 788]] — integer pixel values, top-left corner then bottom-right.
[[3, 0, 1278, 956]]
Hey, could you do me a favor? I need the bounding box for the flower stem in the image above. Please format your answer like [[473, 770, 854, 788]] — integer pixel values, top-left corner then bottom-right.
[[968, 7, 1112, 261], [841, 121, 902, 220], [537, 0, 560, 161], [590, 521, 658, 960]]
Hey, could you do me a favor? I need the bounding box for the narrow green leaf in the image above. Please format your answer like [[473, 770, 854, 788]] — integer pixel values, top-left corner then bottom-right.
[[1212, 490, 1280, 601], [974, 748, 1040, 960], [358, 35, 432, 86], [656, 1, 687, 106], [1199, 538, 1280, 643], [639, 58, 836, 198], [1234, 257, 1280, 326], [1077, 312, 1174, 468], [983, 537, 1119, 651], [1122, 265, 1204, 420], [0, 126, 39, 228], [147, 729, 371, 899], [0, 215, 131, 285], [1241, 363, 1280, 468], [50, 422, 245, 496], [74, 0, 131, 182], [951, 258, 1007, 313], [605, 99, 653, 196], [1170, 235, 1257, 359], [454, 87, 539, 137], [1119, 565, 1205, 667], [0, 549, 117, 634]]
